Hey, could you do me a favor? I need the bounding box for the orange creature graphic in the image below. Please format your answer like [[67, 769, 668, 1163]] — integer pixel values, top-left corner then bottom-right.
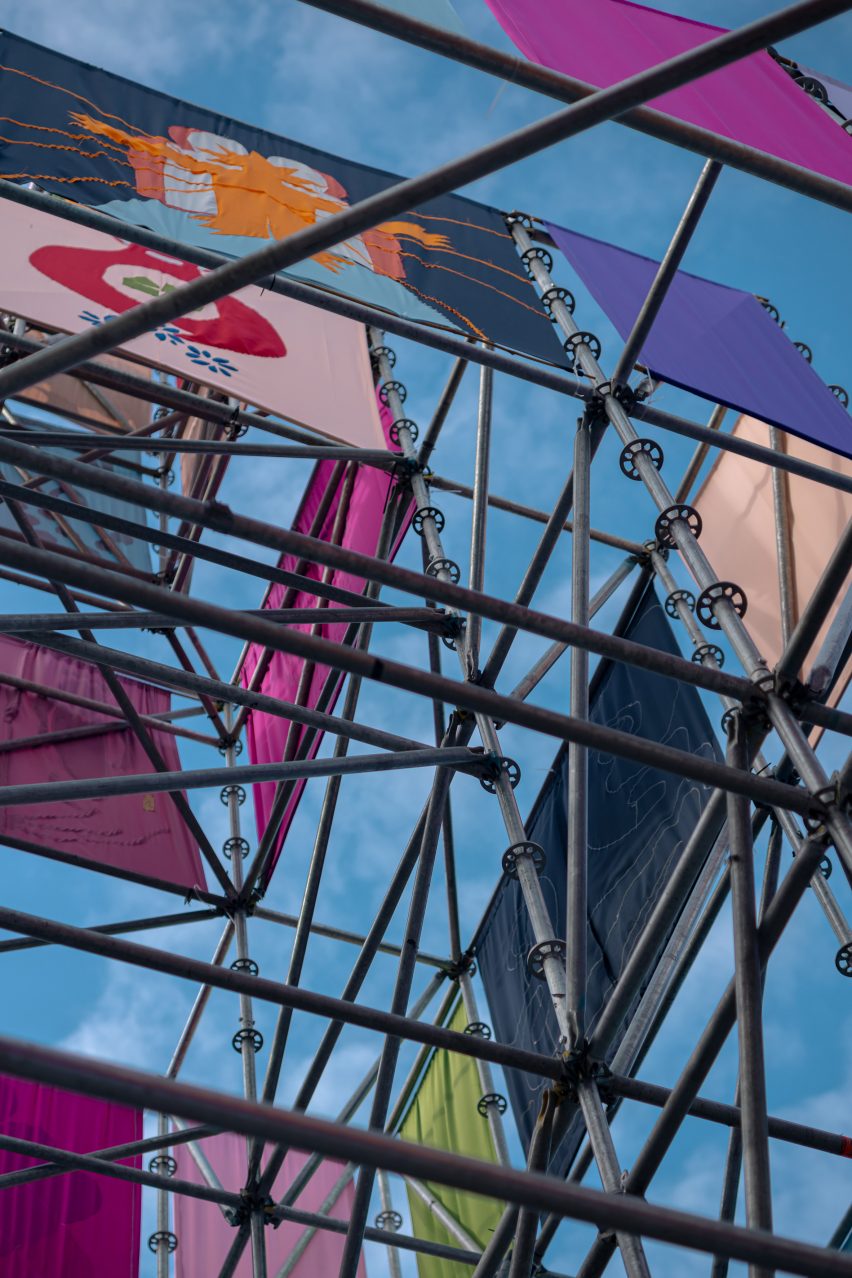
[[71, 112, 450, 280]]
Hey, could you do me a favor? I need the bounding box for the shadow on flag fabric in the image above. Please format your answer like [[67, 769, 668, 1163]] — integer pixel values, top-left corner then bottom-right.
[[15, 325, 153, 432], [0, 1074, 141, 1277], [0, 31, 564, 366], [174, 1133, 366, 1278], [483, 0, 852, 187], [398, 997, 503, 1277], [695, 414, 852, 730], [240, 396, 413, 884], [0, 634, 207, 890], [475, 581, 720, 1174], [546, 220, 852, 460], [0, 199, 386, 450]]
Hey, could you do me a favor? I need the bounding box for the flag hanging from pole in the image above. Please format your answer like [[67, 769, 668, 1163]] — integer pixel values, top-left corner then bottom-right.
[[174, 1133, 366, 1278], [0, 634, 207, 890], [240, 396, 413, 883], [398, 997, 503, 1277], [482, 0, 852, 187], [0, 1074, 141, 1278], [0, 31, 564, 367], [545, 219, 852, 459], [0, 199, 387, 451], [475, 581, 720, 1175], [695, 414, 852, 713]]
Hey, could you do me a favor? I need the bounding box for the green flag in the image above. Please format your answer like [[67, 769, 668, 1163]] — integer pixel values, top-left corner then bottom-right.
[[399, 997, 504, 1277]]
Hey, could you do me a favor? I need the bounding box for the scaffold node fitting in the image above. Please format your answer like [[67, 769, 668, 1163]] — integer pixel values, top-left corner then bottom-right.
[[149, 1153, 177, 1176], [231, 956, 259, 977], [370, 344, 396, 369], [477, 1092, 508, 1117], [502, 841, 546, 878], [521, 245, 554, 275], [388, 417, 419, 446], [654, 503, 702, 549], [541, 285, 575, 318], [379, 379, 407, 407], [696, 581, 748, 629], [220, 783, 247, 807], [527, 938, 566, 978], [375, 1209, 403, 1231], [756, 296, 782, 324], [232, 1027, 263, 1054], [829, 384, 849, 407], [619, 438, 664, 480], [480, 756, 521, 793], [835, 942, 852, 978], [505, 211, 533, 230], [147, 1231, 178, 1254], [819, 853, 833, 880], [563, 331, 602, 363], [217, 737, 243, 756], [425, 556, 461, 584], [692, 642, 725, 668], [223, 836, 250, 859], [412, 505, 445, 535], [664, 588, 696, 618], [464, 1021, 492, 1039], [440, 612, 465, 651], [794, 340, 813, 363]]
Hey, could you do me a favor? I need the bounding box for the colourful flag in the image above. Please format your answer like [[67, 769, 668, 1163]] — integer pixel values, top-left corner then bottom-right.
[[695, 414, 852, 702], [483, 0, 852, 187], [476, 582, 720, 1174], [174, 1133, 366, 1277], [399, 998, 503, 1277], [546, 219, 852, 459], [240, 396, 412, 882], [0, 32, 563, 366], [0, 1074, 141, 1277], [0, 634, 206, 889], [0, 200, 386, 451]]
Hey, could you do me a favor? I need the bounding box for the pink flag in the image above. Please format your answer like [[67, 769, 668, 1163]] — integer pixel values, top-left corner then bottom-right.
[[0, 635, 207, 889], [484, 0, 852, 188], [0, 200, 386, 451], [240, 399, 412, 882], [0, 1074, 141, 1277], [174, 1133, 366, 1277], [695, 415, 852, 710]]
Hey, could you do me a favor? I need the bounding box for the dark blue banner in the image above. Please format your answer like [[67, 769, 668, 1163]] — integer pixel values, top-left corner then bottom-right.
[[0, 32, 564, 367], [475, 580, 721, 1173]]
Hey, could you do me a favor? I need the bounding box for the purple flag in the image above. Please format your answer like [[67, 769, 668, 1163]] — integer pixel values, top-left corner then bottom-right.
[[0, 1075, 141, 1277], [546, 220, 852, 459], [484, 0, 852, 188]]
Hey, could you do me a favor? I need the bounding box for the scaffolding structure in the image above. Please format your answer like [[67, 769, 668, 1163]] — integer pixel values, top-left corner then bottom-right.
[[0, 1, 850, 1276]]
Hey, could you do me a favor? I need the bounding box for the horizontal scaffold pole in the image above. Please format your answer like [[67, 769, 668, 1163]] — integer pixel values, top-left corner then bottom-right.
[[0, 1033, 849, 1277]]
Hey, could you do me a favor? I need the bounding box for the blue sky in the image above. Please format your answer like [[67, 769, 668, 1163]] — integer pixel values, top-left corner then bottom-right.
[[1, 1, 851, 1275]]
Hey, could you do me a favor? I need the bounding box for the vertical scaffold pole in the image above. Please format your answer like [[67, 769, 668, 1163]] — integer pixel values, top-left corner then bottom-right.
[[223, 706, 268, 1278]]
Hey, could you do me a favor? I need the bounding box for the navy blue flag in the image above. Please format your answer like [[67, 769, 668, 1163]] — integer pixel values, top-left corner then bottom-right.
[[475, 579, 721, 1173], [0, 32, 564, 366]]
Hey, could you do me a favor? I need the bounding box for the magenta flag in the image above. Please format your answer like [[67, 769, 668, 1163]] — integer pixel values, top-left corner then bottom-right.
[[484, 0, 852, 188], [0, 635, 206, 889], [0, 1074, 141, 1277], [240, 398, 412, 882], [546, 220, 852, 460], [174, 1133, 366, 1277]]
